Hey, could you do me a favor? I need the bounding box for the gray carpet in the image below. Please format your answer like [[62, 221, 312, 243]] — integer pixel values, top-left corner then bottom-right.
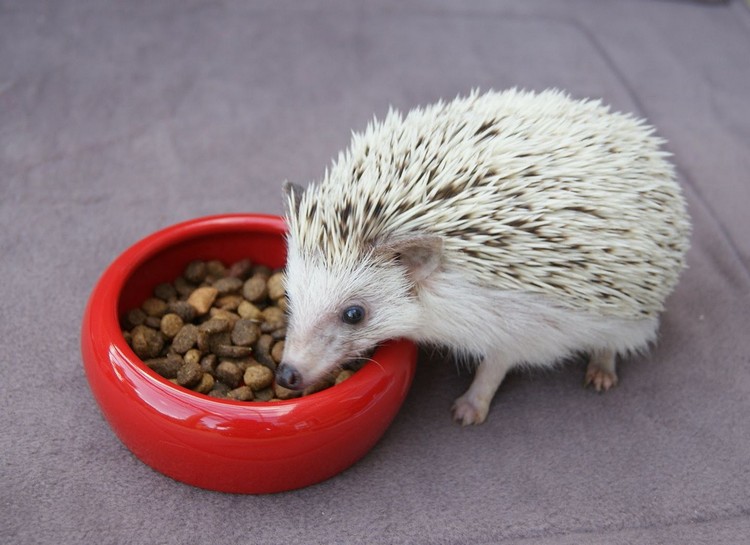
[[2, 1, 750, 544]]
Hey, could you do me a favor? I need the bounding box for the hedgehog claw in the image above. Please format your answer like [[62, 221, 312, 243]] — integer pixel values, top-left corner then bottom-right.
[[452, 395, 490, 425], [584, 349, 618, 392]]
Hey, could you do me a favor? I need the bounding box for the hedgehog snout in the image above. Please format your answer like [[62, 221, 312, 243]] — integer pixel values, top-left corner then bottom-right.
[[276, 362, 304, 391]]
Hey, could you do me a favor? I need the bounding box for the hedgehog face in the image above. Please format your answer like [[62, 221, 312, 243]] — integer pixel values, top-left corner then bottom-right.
[[277, 235, 442, 390]]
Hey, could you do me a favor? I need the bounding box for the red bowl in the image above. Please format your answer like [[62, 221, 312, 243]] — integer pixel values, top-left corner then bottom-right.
[[81, 214, 417, 494]]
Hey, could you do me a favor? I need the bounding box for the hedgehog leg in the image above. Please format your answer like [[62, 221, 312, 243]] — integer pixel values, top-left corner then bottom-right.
[[452, 356, 512, 425], [584, 349, 618, 392]]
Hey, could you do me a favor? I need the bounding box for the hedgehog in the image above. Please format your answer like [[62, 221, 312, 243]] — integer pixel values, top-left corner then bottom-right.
[[276, 89, 691, 425]]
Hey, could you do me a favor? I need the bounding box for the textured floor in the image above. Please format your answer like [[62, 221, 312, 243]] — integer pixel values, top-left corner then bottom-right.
[[2, 1, 749, 544]]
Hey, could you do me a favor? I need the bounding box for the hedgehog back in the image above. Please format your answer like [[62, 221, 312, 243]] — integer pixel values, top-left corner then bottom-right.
[[287, 89, 691, 320]]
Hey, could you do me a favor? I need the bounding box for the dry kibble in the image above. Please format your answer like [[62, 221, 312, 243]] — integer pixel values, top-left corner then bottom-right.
[[131, 325, 164, 360], [274, 382, 302, 400], [184, 348, 202, 366], [213, 277, 243, 295], [260, 306, 286, 332], [200, 353, 218, 374], [254, 334, 275, 368], [206, 259, 226, 278], [145, 356, 182, 379], [173, 276, 196, 297], [242, 275, 267, 303], [303, 379, 333, 396], [198, 317, 230, 334], [227, 386, 254, 401], [122, 258, 359, 402], [243, 365, 274, 391], [209, 308, 240, 326], [271, 340, 284, 364], [231, 319, 261, 347], [153, 282, 177, 301], [167, 300, 197, 323], [193, 373, 215, 394], [227, 258, 253, 279], [176, 361, 203, 388], [215, 361, 243, 388], [213, 344, 252, 358], [184, 260, 208, 284], [171, 324, 199, 354], [142, 297, 168, 317], [126, 308, 147, 328], [215, 294, 243, 311], [237, 300, 263, 320], [187, 286, 218, 315], [160, 313, 184, 338], [144, 316, 162, 329], [267, 272, 285, 301]]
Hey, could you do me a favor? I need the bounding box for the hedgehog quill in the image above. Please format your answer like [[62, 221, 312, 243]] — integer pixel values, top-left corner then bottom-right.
[[277, 89, 690, 425]]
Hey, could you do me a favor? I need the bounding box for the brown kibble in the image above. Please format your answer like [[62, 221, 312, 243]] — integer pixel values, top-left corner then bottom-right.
[[274, 382, 302, 400], [215, 361, 243, 388], [242, 275, 267, 303], [227, 258, 253, 279], [193, 373, 215, 394], [251, 264, 272, 278], [167, 300, 197, 323], [200, 353, 218, 374], [254, 334, 275, 368], [160, 313, 184, 338], [145, 355, 182, 379], [231, 319, 261, 347], [198, 317, 230, 334], [142, 297, 168, 318], [184, 260, 208, 284], [253, 387, 274, 402], [271, 340, 285, 364], [267, 272, 285, 301], [227, 386, 254, 401], [260, 306, 286, 332], [184, 348, 202, 366], [144, 316, 162, 329], [173, 276, 197, 297], [122, 258, 356, 403], [243, 364, 274, 391], [237, 300, 263, 320], [187, 286, 218, 315], [215, 294, 243, 311], [171, 323, 199, 354], [176, 361, 203, 388], [206, 259, 226, 278], [153, 282, 177, 301], [131, 325, 164, 360], [212, 277, 243, 295], [126, 308, 147, 328], [335, 369, 355, 385], [213, 344, 252, 358]]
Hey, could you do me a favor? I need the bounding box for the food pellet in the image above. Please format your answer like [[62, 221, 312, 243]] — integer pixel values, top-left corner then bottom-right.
[[122, 258, 360, 402]]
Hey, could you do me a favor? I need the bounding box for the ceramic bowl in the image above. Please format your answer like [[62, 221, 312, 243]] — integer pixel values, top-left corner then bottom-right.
[[81, 214, 417, 494]]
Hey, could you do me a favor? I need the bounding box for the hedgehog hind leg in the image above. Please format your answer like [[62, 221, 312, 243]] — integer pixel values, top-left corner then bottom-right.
[[584, 348, 618, 392], [452, 355, 513, 426]]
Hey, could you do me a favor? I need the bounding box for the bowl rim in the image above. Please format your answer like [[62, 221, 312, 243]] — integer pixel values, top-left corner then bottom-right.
[[89, 212, 411, 415]]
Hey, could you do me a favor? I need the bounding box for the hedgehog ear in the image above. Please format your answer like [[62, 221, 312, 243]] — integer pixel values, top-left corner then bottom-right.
[[377, 235, 443, 283], [282, 181, 305, 215]]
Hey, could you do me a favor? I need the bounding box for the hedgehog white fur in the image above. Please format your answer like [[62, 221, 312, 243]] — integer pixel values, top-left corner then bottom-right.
[[278, 89, 691, 425]]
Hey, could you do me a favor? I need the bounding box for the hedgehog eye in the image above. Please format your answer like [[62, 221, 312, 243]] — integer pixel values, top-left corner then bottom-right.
[[341, 305, 365, 325]]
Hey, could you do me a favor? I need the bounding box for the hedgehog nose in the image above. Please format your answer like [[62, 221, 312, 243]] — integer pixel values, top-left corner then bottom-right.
[[276, 363, 303, 390]]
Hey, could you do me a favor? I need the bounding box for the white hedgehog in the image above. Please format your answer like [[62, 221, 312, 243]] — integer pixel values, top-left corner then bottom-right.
[[277, 89, 691, 425]]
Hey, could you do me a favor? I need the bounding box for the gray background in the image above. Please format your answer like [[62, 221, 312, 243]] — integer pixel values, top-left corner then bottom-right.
[[2, 1, 749, 544]]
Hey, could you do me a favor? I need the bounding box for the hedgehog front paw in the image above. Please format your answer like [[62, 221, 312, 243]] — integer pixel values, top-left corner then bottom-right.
[[584, 366, 618, 392], [452, 394, 490, 426]]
